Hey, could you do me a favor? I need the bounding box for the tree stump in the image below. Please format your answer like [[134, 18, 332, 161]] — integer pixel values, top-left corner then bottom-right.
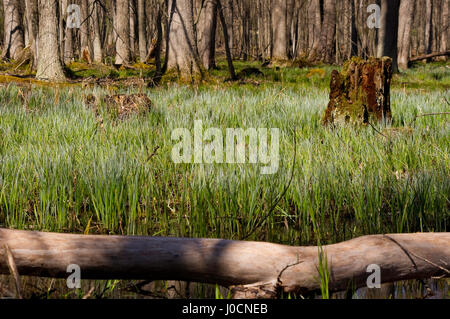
[[322, 57, 393, 126]]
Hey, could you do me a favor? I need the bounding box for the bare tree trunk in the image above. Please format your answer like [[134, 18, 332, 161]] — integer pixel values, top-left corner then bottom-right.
[[197, 0, 217, 70], [138, 0, 147, 61], [397, 0, 414, 70], [35, 0, 66, 81], [217, 0, 235, 79], [167, 0, 203, 81], [1, 0, 25, 60], [307, 0, 321, 58], [424, 0, 433, 54], [115, 0, 131, 66], [271, 0, 288, 61], [1, 229, 448, 299], [312, 0, 336, 63], [438, 0, 448, 61], [129, 0, 137, 59], [62, 0, 74, 64], [79, 0, 91, 61], [377, 0, 400, 72], [92, 0, 103, 63], [25, 0, 38, 67]]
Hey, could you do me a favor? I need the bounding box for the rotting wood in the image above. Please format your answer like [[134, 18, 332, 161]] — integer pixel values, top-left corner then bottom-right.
[[0, 229, 448, 299], [323, 57, 393, 126]]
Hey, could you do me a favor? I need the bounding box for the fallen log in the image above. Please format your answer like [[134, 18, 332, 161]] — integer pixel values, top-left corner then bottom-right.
[[0, 229, 448, 298], [409, 51, 450, 62]]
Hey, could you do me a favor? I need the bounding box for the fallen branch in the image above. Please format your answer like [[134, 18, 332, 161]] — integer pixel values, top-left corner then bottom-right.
[[409, 51, 450, 62], [0, 229, 448, 298]]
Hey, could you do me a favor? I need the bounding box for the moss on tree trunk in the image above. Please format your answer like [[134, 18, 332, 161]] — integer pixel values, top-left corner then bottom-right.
[[323, 57, 393, 126]]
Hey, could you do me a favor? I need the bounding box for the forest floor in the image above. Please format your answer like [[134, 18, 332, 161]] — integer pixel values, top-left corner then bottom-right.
[[0, 59, 448, 298]]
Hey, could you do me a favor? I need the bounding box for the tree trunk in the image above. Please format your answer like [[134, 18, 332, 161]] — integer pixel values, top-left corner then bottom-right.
[[138, 0, 147, 62], [318, 0, 336, 63], [1, 0, 25, 60], [377, 0, 400, 72], [397, 0, 414, 70], [63, 0, 74, 64], [309, 0, 336, 63], [308, 0, 321, 59], [197, 0, 218, 70], [424, 0, 433, 54], [322, 57, 393, 126], [79, 0, 91, 62], [217, 0, 235, 79], [271, 0, 288, 61], [115, 0, 131, 66], [438, 0, 448, 61], [35, 0, 66, 81], [92, 1, 103, 63], [0, 229, 448, 299], [167, 0, 203, 81], [24, 0, 38, 68]]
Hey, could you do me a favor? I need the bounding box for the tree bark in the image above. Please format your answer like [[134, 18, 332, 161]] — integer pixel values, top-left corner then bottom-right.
[[397, 0, 414, 70], [377, 0, 400, 72], [79, 0, 91, 61], [438, 0, 448, 61], [167, 0, 203, 81], [92, 0, 103, 63], [137, 0, 147, 62], [115, 0, 131, 66], [24, 0, 38, 68], [1, 0, 25, 60], [35, 0, 66, 81], [197, 0, 217, 70], [309, 0, 336, 64], [62, 0, 74, 64], [217, 0, 235, 79], [0, 229, 448, 299], [424, 0, 433, 54], [271, 0, 288, 61]]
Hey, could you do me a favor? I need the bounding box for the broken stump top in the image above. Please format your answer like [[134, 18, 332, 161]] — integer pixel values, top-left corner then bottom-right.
[[323, 56, 393, 126]]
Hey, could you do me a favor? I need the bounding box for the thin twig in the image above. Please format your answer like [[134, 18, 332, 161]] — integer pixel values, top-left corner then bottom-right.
[[4, 244, 23, 299], [367, 121, 388, 139], [409, 112, 450, 126]]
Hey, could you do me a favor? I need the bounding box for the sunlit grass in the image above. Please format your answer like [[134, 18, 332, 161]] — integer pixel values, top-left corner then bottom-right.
[[0, 62, 448, 246]]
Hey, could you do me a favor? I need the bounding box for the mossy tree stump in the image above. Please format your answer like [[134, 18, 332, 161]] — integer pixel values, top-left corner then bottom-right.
[[323, 57, 393, 126]]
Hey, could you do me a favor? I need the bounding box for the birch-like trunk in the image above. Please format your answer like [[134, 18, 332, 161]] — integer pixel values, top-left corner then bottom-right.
[[115, 0, 131, 65], [197, 0, 217, 69], [397, 0, 414, 70], [167, 0, 203, 81], [138, 0, 147, 61], [271, 0, 288, 61], [35, 0, 66, 81]]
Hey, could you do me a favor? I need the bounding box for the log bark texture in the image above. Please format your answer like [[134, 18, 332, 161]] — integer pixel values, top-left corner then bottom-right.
[[323, 56, 393, 126], [0, 229, 448, 298]]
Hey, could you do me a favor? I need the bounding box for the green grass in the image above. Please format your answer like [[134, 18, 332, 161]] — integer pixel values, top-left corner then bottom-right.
[[0, 62, 448, 246], [0, 61, 448, 299]]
